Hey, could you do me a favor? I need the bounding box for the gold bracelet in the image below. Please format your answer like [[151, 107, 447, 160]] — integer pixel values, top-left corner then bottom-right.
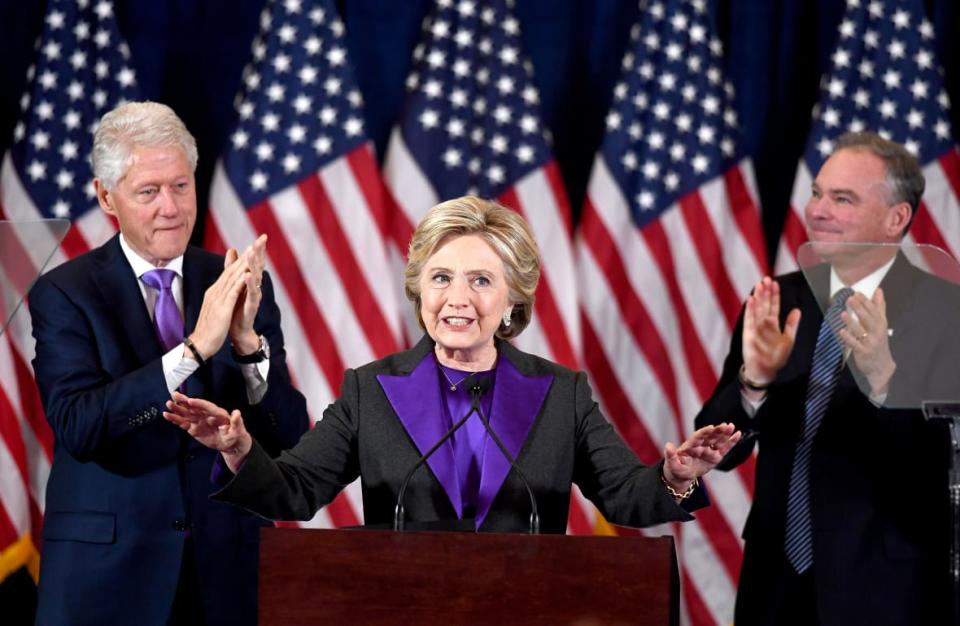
[[660, 472, 698, 500]]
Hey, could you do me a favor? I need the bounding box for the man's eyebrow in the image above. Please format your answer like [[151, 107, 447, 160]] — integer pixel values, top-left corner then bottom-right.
[[827, 186, 860, 198]]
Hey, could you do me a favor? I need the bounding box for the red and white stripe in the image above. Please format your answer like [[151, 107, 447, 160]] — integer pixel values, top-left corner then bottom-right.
[[775, 148, 960, 273], [207, 143, 403, 528], [0, 152, 116, 579], [578, 155, 765, 625]]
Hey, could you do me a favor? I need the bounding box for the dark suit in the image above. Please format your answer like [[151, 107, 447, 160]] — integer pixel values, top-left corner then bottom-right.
[[214, 335, 704, 533], [28, 235, 309, 626], [695, 256, 956, 626]]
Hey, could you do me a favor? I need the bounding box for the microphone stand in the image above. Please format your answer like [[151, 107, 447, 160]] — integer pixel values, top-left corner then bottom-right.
[[393, 376, 481, 531], [922, 401, 960, 624], [471, 384, 540, 534], [393, 376, 540, 534]]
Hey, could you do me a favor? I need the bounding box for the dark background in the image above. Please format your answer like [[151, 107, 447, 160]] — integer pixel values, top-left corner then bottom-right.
[[2, 1, 959, 622]]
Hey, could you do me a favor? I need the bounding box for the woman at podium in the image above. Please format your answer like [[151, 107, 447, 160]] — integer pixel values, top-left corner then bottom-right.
[[164, 196, 739, 532]]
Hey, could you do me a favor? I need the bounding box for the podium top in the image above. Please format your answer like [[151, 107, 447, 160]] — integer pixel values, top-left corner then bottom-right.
[[258, 527, 679, 626]]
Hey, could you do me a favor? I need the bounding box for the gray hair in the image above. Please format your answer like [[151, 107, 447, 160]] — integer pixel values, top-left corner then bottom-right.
[[833, 132, 925, 229], [92, 101, 198, 189]]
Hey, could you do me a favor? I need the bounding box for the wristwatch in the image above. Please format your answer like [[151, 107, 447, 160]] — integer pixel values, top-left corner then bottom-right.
[[232, 334, 269, 364]]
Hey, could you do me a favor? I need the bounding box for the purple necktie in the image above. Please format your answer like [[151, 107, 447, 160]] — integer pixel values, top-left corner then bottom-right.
[[141, 269, 184, 352]]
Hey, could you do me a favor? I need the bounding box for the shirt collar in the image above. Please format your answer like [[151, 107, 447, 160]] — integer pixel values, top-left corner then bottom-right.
[[829, 254, 896, 300], [118, 232, 184, 279]]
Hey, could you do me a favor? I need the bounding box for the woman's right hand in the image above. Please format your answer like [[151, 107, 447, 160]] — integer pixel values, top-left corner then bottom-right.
[[164, 391, 253, 471]]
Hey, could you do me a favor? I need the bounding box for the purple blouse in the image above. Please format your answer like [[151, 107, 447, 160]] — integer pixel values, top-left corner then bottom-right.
[[377, 349, 551, 529], [438, 364, 495, 519]]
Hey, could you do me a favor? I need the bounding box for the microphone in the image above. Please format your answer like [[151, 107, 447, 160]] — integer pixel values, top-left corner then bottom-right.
[[392, 374, 540, 534], [393, 374, 483, 531], [468, 377, 540, 534]]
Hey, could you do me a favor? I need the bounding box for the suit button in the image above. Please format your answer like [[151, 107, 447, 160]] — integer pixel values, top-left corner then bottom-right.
[[172, 520, 188, 531], [184, 453, 195, 462]]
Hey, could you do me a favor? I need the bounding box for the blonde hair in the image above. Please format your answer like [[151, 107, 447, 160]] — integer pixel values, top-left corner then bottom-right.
[[92, 101, 198, 189], [404, 196, 540, 339]]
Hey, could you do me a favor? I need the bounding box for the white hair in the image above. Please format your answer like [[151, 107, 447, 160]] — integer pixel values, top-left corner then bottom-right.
[[91, 101, 198, 189]]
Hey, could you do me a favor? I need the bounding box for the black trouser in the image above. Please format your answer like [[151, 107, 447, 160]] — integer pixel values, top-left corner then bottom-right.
[[775, 565, 819, 626], [168, 538, 205, 626]]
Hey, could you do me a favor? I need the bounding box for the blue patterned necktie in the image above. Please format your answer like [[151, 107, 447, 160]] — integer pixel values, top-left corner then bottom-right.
[[141, 269, 184, 352], [784, 287, 853, 574]]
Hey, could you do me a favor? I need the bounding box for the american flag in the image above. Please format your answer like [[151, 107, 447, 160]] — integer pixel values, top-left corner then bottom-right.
[[775, 0, 960, 273], [577, 1, 766, 624], [0, 0, 132, 582], [380, 0, 591, 533], [205, 0, 402, 528], [381, 0, 581, 370]]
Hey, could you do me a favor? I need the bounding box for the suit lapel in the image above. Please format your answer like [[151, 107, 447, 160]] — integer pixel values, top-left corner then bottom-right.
[[875, 253, 918, 337], [377, 348, 463, 518], [375, 337, 555, 526], [777, 267, 829, 384], [181, 246, 213, 338], [843, 254, 921, 396], [805, 263, 832, 312], [94, 235, 163, 366], [475, 353, 551, 527]]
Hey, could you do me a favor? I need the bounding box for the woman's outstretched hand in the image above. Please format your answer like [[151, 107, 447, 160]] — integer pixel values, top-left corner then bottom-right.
[[662, 423, 741, 495], [164, 391, 253, 472]]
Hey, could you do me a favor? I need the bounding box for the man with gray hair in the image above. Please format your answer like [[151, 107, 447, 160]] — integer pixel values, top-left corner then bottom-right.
[[695, 132, 955, 625], [28, 101, 308, 625]]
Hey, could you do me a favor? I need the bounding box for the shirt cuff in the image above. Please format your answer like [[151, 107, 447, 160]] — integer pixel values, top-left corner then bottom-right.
[[162, 343, 201, 393], [868, 390, 888, 407], [241, 359, 270, 405], [740, 389, 766, 418]]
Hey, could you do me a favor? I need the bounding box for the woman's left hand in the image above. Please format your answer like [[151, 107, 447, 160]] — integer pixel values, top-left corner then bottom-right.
[[662, 423, 741, 490]]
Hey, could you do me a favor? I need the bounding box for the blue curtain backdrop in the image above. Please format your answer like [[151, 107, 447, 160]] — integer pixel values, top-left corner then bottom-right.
[[2, 1, 959, 259]]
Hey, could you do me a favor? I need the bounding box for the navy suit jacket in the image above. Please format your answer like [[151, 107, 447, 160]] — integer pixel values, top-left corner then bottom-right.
[[213, 335, 704, 533], [28, 235, 309, 626], [695, 256, 957, 626]]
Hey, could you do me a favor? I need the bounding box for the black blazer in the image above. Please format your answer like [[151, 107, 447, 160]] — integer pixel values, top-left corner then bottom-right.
[[28, 235, 309, 626], [215, 335, 704, 533], [695, 256, 957, 626]]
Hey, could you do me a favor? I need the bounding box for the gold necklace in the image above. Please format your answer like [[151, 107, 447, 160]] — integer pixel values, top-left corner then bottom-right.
[[439, 366, 471, 391]]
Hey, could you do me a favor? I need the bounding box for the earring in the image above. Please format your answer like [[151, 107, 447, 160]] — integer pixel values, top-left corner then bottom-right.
[[502, 309, 512, 327]]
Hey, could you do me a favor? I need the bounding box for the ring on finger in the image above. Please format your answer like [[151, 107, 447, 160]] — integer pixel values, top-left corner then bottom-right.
[[858, 331, 868, 341]]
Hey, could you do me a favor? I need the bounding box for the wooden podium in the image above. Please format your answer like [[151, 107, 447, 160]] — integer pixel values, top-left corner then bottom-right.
[[259, 527, 679, 625]]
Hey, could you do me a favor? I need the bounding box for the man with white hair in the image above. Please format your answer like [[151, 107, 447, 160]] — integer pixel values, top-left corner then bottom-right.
[[28, 101, 308, 625]]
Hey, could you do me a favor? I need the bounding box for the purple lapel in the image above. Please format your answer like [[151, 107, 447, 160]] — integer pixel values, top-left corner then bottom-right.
[[475, 357, 552, 528], [376, 353, 463, 518]]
